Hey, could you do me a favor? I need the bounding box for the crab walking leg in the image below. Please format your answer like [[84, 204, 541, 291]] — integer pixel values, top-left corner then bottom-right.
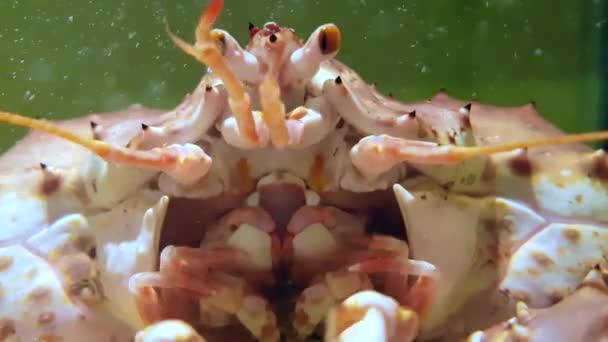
[[0, 111, 212, 185], [351, 133, 608, 179], [135, 320, 207, 342], [293, 271, 373, 337], [130, 246, 280, 342], [167, 0, 259, 145], [280, 23, 342, 85], [325, 291, 420, 342]]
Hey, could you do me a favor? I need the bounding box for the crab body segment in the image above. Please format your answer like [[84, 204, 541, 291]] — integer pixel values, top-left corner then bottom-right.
[[0, 0, 608, 341]]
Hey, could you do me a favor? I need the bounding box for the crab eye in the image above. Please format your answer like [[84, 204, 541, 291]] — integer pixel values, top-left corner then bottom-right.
[[319, 24, 341, 55], [269, 34, 278, 43]]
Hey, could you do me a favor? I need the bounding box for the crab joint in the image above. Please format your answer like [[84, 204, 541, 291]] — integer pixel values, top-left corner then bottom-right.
[[0, 111, 212, 184]]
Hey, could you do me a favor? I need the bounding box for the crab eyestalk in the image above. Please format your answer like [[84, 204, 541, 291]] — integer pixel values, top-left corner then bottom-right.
[[281, 23, 342, 85]]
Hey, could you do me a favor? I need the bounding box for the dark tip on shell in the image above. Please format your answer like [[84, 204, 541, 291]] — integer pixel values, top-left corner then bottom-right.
[[205, 85, 213, 92], [408, 110, 416, 118], [269, 34, 278, 43], [39, 162, 47, 171], [248, 22, 255, 31], [509, 152, 534, 177], [141, 123, 149, 131], [463, 103, 472, 112], [89, 121, 98, 130], [335, 76, 342, 84]]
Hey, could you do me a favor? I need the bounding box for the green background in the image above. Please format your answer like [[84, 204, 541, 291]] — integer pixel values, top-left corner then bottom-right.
[[0, 0, 605, 152]]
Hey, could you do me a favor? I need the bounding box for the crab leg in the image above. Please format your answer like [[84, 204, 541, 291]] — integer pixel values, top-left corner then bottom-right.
[[167, 0, 259, 145], [293, 271, 373, 337], [130, 245, 280, 342], [325, 291, 419, 342], [0, 111, 211, 185], [351, 133, 608, 179], [135, 320, 207, 342]]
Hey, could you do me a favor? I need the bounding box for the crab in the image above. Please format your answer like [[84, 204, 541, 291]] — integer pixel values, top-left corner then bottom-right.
[[0, 0, 607, 341]]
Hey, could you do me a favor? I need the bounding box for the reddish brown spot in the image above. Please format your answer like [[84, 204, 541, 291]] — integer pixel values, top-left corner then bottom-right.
[[527, 268, 540, 276], [38, 334, 63, 342], [563, 228, 581, 244], [40, 174, 62, 196], [38, 311, 56, 326], [585, 152, 608, 180], [26, 267, 38, 280], [235, 158, 254, 194], [259, 323, 278, 341], [0, 318, 16, 339], [293, 309, 310, 329], [0, 256, 13, 272], [481, 160, 497, 182], [29, 286, 52, 302], [531, 251, 555, 268], [549, 291, 564, 305], [509, 153, 534, 177], [462, 113, 472, 128], [448, 133, 457, 144]]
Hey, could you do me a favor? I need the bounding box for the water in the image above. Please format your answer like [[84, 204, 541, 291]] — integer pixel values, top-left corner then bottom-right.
[[0, 0, 606, 151]]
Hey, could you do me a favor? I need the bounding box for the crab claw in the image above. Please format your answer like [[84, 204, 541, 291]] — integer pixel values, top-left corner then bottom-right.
[[325, 290, 419, 342], [135, 320, 207, 342]]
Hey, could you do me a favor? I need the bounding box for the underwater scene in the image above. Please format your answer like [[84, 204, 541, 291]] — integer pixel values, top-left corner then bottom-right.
[[0, 0, 607, 341], [1, 0, 606, 147]]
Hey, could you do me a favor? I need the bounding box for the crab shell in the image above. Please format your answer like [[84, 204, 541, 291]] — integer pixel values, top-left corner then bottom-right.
[[466, 266, 608, 341], [0, 8, 607, 342]]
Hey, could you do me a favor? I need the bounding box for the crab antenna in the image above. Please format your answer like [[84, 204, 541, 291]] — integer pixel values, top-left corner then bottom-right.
[[0, 111, 112, 156], [166, 0, 259, 145], [195, 0, 223, 42], [451, 131, 608, 160], [0, 111, 199, 172]]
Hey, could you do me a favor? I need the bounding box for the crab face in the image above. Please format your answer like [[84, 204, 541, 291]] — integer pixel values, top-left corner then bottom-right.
[[0, 0, 608, 341]]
